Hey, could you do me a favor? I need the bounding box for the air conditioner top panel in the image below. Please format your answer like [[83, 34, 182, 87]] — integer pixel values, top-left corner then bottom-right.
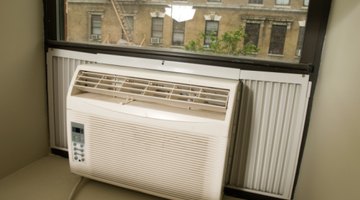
[[69, 64, 238, 118]]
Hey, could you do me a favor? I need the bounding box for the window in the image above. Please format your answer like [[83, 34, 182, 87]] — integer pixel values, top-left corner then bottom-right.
[[296, 26, 305, 56], [304, 0, 309, 6], [151, 17, 164, 39], [269, 24, 287, 55], [121, 16, 134, 41], [46, 0, 333, 199], [276, 0, 290, 5], [244, 23, 260, 47], [249, 0, 263, 4], [49, 0, 332, 65], [204, 21, 219, 47], [90, 14, 102, 40], [172, 20, 185, 46]]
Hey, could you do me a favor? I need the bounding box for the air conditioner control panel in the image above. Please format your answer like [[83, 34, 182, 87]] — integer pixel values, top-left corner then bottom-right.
[[71, 122, 85, 163]]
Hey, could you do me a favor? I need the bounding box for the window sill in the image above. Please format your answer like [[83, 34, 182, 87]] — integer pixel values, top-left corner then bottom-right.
[[171, 45, 185, 49], [274, 5, 291, 9], [206, 2, 222, 5], [46, 40, 312, 74], [268, 53, 284, 57], [248, 4, 264, 7]]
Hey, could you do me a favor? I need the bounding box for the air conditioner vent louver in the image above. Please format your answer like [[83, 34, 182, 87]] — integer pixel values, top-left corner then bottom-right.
[[73, 70, 230, 113]]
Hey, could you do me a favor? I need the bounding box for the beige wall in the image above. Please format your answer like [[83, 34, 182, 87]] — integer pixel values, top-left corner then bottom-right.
[[294, 0, 360, 199], [0, 0, 48, 178]]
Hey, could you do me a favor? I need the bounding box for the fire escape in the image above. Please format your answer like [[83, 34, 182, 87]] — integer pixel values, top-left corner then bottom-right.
[[110, 0, 143, 45]]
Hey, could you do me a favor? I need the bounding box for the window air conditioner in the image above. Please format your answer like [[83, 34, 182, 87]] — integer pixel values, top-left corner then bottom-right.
[[90, 34, 101, 40], [67, 64, 239, 200], [150, 37, 160, 44]]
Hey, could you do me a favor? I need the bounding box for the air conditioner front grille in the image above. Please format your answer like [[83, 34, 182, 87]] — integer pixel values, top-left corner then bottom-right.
[[73, 70, 230, 113]]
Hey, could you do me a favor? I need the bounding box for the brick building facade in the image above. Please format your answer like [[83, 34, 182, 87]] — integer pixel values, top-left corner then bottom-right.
[[66, 0, 309, 62]]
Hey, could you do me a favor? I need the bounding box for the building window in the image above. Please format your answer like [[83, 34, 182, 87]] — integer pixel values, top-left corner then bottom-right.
[[249, 0, 263, 4], [151, 17, 164, 39], [269, 24, 287, 55], [304, 0, 309, 6], [60, 0, 329, 64], [121, 16, 134, 41], [296, 26, 305, 56], [172, 20, 185, 46], [276, 0, 290, 5], [90, 14, 102, 40], [204, 21, 219, 47], [244, 23, 260, 47]]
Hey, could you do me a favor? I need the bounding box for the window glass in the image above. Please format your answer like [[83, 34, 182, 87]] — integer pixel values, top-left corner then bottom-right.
[[304, 0, 310, 6], [172, 20, 185, 46], [90, 15, 101, 35], [249, 0, 263, 4], [151, 18, 164, 39], [65, 0, 310, 63], [269, 24, 287, 55], [204, 21, 219, 47], [296, 26, 306, 56], [276, 0, 290, 5], [244, 23, 260, 47], [121, 16, 134, 41]]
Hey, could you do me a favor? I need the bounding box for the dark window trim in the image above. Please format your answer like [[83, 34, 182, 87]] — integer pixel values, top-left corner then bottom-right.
[[204, 20, 219, 46], [293, 0, 332, 199], [44, 0, 332, 199], [122, 16, 134, 40], [248, 0, 263, 4], [46, 40, 311, 74], [172, 20, 185, 46], [275, 0, 291, 6], [296, 26, 306, 56], [151, 17, 164, 38], [268, 24, 288, 55], [244, 22, 261, 47], [44, 0, 331, 76]]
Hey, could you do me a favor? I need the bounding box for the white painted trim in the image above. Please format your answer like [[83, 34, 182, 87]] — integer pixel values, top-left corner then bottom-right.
[[47, 48, 97, 62], [47, 49, 241, 80], [298, 20, 306, 27], [96, 53, 240, 79], [150, 11, 166, 18], [240, 70, 309, 84]]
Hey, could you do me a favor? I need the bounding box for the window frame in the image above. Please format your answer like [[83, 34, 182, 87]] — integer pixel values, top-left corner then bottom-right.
[[296, 26, 306, 57], [268, 24, 288, 55], [204, 20, 219, 47], [275, 0, 291, 5], [151, 17, 164, 39], [304, 0, 310, 6], [248, 0, 263, 4], [44, 0, 332, 75], [121, 15, 134, 41], [244, 22, 261, 47], [172, 20, 186, 46], [89, 14, 102, 41], [44, 0, 332, 199]]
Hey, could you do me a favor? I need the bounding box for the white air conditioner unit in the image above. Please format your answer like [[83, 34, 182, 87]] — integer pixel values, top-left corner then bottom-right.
[[150, 37, 160, 44], [67, 64, 239, 200], [90, 34, 101, 40]]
